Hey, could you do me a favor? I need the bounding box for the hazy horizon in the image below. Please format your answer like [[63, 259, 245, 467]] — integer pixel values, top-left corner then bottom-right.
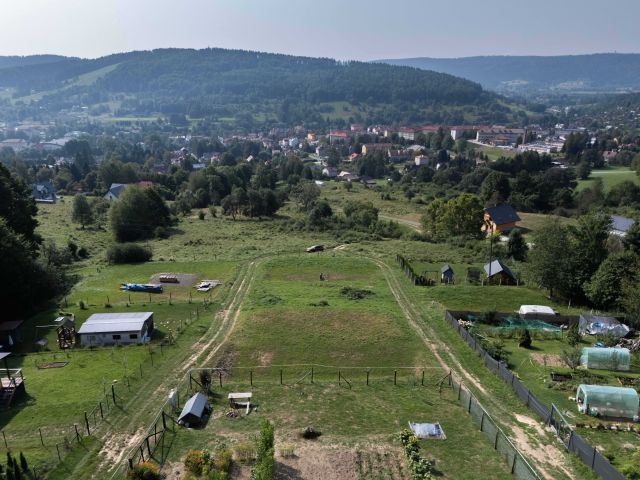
[[2, 0, 639, 61]]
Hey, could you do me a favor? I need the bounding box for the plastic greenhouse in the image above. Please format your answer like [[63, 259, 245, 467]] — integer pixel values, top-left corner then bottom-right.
[[580, 347, 630, 371], [576, 385, 639, 419]]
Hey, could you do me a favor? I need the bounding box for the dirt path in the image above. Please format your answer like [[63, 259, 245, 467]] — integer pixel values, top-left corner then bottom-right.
[[378, 215, 422, 233], [87, 261, 259, 478], [371, 257, 575, 480]]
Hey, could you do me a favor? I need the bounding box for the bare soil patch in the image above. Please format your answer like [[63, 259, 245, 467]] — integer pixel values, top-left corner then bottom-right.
[[274, 445, 407, 480], [531, 353, 564, 368]]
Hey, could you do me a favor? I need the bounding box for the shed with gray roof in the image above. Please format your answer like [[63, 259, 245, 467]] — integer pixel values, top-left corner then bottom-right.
[[77, 312, 154, 346]]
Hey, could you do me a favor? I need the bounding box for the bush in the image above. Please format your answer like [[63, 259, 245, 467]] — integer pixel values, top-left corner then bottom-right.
[[198, 210, 206, 220], [561, 347, 582, 370], [518, 329, 532, 349], [106, 244, 153, 264], [184, 450, 207, 476], [77, 246, 89, 258], [127, 461, 164, 480], [399, 429, 434, 480], [565, 323, 580, 347], [340, 286, 373, 300]]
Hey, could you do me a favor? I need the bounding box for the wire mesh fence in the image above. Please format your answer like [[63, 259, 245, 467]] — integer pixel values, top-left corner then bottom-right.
[[444, 310, 625, 480]]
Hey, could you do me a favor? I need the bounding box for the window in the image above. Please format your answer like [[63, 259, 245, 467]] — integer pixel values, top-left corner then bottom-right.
[[129, 334, 138, 340], [112, 334, 121, 340]]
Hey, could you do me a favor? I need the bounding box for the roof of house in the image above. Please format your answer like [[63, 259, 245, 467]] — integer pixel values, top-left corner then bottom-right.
[[77, 312, 153, 335], [441, 264, 454, 274], [178, 392, 208, 422], [106, 183, 128, 199], [611, 215, 635, 233], [31, 182, 55, 200], [484, 259, 515, 279], [484, 205, 520, 226]]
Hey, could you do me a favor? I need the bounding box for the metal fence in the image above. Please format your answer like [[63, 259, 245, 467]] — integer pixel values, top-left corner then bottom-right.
[[450, 375, 539, 480], [444, 310, 625, 480]]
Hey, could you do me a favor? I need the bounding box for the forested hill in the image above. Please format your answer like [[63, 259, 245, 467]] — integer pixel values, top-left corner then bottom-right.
[[379, 54, 640, 95], [0, 48, 528, 127]]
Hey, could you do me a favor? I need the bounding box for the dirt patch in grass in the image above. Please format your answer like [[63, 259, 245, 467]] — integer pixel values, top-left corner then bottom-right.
[[511, 415, 575, 480], [253, 350, 274, 367], [530, 353, 564, 368]]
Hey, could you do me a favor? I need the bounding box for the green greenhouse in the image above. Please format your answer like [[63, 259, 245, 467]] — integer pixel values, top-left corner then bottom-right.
[[580, 347, 630, 371], [576, 385, 639, 419]]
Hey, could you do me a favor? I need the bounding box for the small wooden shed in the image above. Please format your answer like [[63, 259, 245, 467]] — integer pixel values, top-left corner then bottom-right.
[[440, 264, 455, 284], [178, 392, 210, 427]]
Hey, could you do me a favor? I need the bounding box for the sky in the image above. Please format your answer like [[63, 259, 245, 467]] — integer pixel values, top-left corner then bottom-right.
[[1, 0, 639, 60]]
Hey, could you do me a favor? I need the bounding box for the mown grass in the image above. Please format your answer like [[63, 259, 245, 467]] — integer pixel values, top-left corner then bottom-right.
[[577, 166, 640, 191], [161, 254, 513, 479]]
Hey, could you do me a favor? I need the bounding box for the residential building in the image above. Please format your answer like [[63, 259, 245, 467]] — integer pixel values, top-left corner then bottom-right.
[[322, 167, 337, 178], [31, 181, 56, 203], [610, 215, 635, 237], [476, 127, 525, 146], [414, 155, 430, 166], [483, 205, 521, 234], [104, 183, 128, 201], [361, 143, 390, 155]]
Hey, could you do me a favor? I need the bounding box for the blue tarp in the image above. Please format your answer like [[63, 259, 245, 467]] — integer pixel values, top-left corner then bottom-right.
[[120, 283, 163, 293]]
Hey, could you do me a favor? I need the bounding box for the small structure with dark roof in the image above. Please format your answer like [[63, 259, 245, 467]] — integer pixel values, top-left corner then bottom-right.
[[484, 259, 517, 285], [178, 392, 210, 427], [31, 181, 56, 203], [440, 264, 455, 284], [483, 205, 520, 235], [610, 215, 635, 237], [0, 352, 25, 408], [104, 183, 128, 201]]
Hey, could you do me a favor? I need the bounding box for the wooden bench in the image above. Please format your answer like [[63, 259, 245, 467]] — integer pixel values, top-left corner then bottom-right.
[[228, 392, 253, 414]]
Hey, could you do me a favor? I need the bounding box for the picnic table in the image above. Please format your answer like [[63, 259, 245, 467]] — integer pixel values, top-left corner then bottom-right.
[[228, 392, 252, 414]]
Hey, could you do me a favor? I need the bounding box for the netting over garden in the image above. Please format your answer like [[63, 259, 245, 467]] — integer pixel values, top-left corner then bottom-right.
[[467, 313, 562, 332]]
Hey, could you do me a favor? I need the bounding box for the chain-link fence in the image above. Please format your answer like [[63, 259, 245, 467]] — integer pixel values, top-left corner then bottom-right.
[[444, 310, 625, 480]]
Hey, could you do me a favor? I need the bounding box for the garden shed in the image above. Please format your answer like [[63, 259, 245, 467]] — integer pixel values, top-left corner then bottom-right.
[[484, 259, 516, 285], [178, 392, 210, 427], [77, 312, 154, 346], [440, 264, 454, 284], [580, 347, 630, 371], [578, 314, 630, 338], [576, 384, 639, 419]]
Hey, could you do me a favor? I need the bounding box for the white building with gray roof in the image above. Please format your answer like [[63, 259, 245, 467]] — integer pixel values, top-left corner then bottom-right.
[[77, 312, 154, 346]]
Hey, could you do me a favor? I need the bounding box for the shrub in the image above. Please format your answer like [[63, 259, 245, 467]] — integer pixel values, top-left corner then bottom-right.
[[198, 210, 206, 220], [399, 429, 434, 480], [184, 450, 207, 475], [127, 461, 164, 480], [340, 286, 373, 300], [77, 246, 89, 258], [561, 347, 582, 370], [482, 338, 509, 363], [212, 448, 233, 472], [565, 323, 580, 347], [518, 329, 532, 349], [106, 244, 153, 264]]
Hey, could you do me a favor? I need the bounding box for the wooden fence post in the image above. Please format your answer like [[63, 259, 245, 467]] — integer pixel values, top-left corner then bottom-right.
[[421, 371, 424, 386], [99, 401, 104, 419], [39, 428, 44, 446], [56, 444, 61, 461], [394, 370, 397, 386], [280, 369, 283, 385], [219, 371, 223, 388], [112, 384, 116, 405], [366, 370, 370, 386], [250, 370, 253, 386], [85, 412, 90, 435], [311, 367, 314, 384]]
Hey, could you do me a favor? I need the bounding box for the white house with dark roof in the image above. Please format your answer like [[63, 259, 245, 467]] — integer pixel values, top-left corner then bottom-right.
[[610, 215, 635, 237], [104, 183, 128, 201], [77, 312, 154, 346]]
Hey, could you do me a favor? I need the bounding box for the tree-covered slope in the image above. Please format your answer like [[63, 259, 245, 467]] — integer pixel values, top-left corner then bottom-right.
[[0, 48, 528, 126], [380, 53, 640, 94]]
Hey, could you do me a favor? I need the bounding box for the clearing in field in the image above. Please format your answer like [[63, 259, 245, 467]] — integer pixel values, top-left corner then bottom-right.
[[162, 255, 514, 479]]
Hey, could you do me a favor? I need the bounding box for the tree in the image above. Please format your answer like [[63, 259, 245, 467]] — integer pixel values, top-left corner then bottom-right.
[[560, 347, 582, 370], [585, 251, 637, 309], [438, 193, 484, 239], [290, 181, 320, 211], [623, 222, 640, 256], [576, 161, 592, 180], [518, 329, 532, 349], [71, 194, 93, 229], [527, 221, 574, 298], [0, 163, 39, 246], [480, 171, 511, 204], [507, 228, 528, 261], [565, 323, 581, 347], [110, 187, 170, 242], [421, 199, 445, 240]]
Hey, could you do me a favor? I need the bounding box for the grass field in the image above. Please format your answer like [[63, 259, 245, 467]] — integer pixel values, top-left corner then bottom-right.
[[576, 166, 640, 191], [159, 255, 514, 479], [0, 195, 608, 479]]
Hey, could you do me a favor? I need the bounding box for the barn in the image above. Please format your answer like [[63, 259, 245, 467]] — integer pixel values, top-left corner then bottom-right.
[[484, 259, 517, 285], [77, 312, 154, 346]]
